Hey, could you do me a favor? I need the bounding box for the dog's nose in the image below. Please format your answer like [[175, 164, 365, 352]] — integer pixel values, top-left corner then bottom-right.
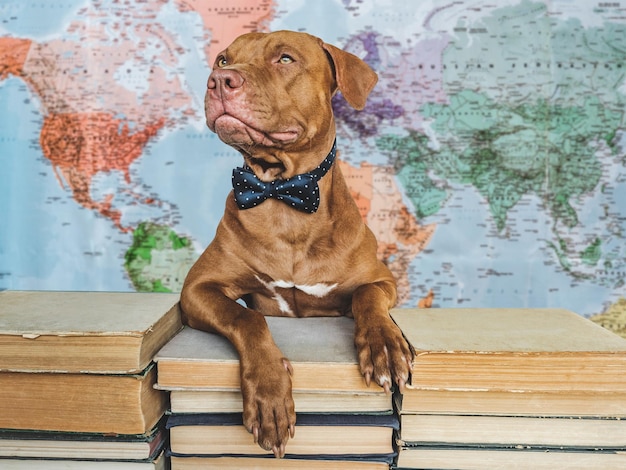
[[207, 69, 244, 93]]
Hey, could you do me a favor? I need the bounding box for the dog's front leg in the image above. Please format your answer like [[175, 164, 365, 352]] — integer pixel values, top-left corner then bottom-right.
[[351, 281, 413, 393], [180, 285, 296, 458]]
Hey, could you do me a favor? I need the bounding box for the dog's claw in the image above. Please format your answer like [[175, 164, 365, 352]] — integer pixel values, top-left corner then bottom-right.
[[282, 358, 294, 375], [289, 424, 296, 438], [241, 352, 295, 458], [271, 443, 286, 459], [355, 316, 413, 396], [364, 371, 372, 387]]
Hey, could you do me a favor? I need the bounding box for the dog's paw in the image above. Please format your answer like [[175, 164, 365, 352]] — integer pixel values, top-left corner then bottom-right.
[[354, 316, 413, 393], [240, 355, 296, 458]]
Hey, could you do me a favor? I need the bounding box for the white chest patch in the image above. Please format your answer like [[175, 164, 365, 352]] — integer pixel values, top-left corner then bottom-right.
[[255, 276, 338, 314]]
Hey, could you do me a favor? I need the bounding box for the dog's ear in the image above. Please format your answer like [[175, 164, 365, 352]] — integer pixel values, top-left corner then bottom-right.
[[321, 43, 378, 110]]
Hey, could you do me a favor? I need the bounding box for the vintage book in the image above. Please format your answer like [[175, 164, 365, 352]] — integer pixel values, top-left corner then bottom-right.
[[167, 412, 398, 457], [397, 388, 626, 417], [390, 308, 626, 391], [0, 291, 182, 374], [398, 414, 626, 449], [170, 455, 391, 469], [0, 450, 167, 470], [155, 317, 377, 392], [167, 388, 392, 414], [395, 446, 626, 470], [0, 419, 165, 460], [0, 364, 166, 434]]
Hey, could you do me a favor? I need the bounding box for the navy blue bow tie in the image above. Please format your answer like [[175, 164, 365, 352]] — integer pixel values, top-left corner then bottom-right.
[[232, 141, 337, 213]]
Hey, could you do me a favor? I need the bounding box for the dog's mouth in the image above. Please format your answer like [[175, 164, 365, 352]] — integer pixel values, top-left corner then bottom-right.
[[211, 113, 296, 180], [212, 114, 300, 147]]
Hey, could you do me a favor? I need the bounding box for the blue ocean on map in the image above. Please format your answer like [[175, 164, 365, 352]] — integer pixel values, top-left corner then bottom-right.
[[0, 76, 127, 290], [1, 0, 624, 325]]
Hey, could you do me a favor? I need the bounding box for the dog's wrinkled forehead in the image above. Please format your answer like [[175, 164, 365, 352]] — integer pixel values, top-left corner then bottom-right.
[[214, 31, 330, 73], [211, 30, 376, 112]]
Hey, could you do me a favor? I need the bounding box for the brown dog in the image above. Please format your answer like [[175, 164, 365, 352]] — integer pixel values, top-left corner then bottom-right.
[[180, 30, 412, 458]]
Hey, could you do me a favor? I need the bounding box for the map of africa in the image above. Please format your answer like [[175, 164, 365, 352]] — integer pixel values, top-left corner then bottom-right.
[[1, 0, 625, 335]]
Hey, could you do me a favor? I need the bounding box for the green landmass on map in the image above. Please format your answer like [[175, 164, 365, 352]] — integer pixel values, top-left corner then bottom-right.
[[382, 90, 620, 242], [124, 222, 197, 292], [580, 238, 602, 266], [379, 132, 449, 220]]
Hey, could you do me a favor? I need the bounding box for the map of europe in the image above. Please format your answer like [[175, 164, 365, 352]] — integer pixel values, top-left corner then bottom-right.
[[0, 0, 625, 335]]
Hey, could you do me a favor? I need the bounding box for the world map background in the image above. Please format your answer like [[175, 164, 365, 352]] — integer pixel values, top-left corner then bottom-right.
[[0, 0, 625, 334]]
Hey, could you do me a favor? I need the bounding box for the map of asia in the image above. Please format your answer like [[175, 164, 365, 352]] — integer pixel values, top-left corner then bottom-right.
[[0, 0, 625, 335]]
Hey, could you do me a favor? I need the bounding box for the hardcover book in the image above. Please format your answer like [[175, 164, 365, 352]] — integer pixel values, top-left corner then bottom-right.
[[0, 419, 166, 460], [170, 455, 391, 469], [0, 364, 166, 434], [398, 414, 626, 449], [395, 446, 626, 470], [167, 412, 398, 457], [155, 317, 378, 392], [0, 291, 182, 374], [396, 388, 626, 418], [0, 452, 167, 470], [390, 308, 626, 392], [166, 388, 392, 414]]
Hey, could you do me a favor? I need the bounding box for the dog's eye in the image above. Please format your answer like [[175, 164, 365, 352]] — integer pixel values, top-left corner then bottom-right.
[[216, 56, 227, 67], [278, 54, 294, 64]]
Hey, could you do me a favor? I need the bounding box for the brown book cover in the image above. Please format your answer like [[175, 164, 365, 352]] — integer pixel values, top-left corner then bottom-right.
[[391, 308, 626, 392], [396, 447, 626, 470], [166, 388, 392, 414], [0, 291, 182, 374], [155, 317, 377, 393], [167, 413, 398, 457], [170, 456, 389, 469], [398, 414, 626, 448], [0, 451, 167, 470], [397, 388, 626, 418], [0, 364, 166, 434], [0, 419, 165, 460]]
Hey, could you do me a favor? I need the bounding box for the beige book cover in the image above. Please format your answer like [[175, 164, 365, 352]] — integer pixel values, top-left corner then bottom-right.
[[399, 414, 626, 448], [0, 291, 182, 373], [396, 447, 626, 470], [391, 308, 626, 391], [155, 316, 376, 392], [170, 456, 388, 469]]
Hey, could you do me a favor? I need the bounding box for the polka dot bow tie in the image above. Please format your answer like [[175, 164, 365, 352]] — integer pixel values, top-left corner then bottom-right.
[[231, 140, 336, 213]]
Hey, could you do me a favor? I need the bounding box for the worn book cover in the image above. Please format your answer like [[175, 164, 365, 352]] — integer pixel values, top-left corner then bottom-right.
[[0, 418, 166, 460], [167, 388, 392, 414], [0, 451, 167, 470], [391, 308, 626, 391], [155, 317, 376, 392], [0, 291, 182, 374], [0, 364, 166, 434], [395, 446, 626, 470], [396, 388, 626, 418], [167, 412, 399, 457], [398, 414, 626, 449], [170, 455, 390, 469]]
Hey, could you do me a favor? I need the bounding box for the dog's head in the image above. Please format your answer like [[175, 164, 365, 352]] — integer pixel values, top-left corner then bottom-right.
[[204, 30, 377, 181]]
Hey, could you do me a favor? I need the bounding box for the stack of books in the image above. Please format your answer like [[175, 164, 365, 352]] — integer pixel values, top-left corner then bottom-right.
[[390, 308, 626, 470], [0, 290, 182, 469], [155, 316, 397, 469]]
